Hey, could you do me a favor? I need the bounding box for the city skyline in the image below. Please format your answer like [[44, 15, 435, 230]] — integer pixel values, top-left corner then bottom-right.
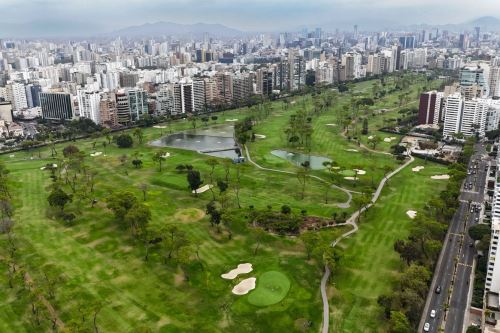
[[1, 0, 500, 37]]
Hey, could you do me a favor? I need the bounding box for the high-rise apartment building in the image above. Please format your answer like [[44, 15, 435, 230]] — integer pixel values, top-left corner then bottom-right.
[[127, 89, 148, 122], [99, 92, 118, 127], [40, 92, 75, 121], [6, 82, 28, 111], [77, 90, 101, 124], [418, 91, 443, 125]]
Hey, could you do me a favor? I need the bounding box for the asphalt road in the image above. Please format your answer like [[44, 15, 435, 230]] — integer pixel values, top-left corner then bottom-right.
[[420, 144, 489, 333]]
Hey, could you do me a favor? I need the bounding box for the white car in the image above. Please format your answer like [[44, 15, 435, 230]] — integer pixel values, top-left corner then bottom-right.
[[430, 309, 436, 318], [424, 322, 430, 332]]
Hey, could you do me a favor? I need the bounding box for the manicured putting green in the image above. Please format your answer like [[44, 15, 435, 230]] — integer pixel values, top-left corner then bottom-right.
[[247, 271, 291, 306], [339, 170, 357, 177]]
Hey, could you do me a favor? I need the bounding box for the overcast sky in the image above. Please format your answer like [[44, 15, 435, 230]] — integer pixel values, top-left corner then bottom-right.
[[1, 0, 500, 36]]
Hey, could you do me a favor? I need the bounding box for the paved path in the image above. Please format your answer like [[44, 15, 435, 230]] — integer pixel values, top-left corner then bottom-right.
[[244, 146, 359, 208], [320, 155, 415, 333]]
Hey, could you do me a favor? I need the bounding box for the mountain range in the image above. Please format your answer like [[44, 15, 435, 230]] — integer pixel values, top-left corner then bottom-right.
[[108, 22, 243, 38]]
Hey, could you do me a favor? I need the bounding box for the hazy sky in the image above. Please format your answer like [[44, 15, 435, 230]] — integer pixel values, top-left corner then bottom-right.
[[1, 0, 500, 36]]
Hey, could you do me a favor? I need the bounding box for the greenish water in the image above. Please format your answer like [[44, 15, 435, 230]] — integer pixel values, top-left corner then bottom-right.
[[270, 150, 332, 170]]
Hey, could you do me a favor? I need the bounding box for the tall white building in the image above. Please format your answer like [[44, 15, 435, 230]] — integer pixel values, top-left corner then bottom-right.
[[76, 90, 101, 124], [486, 159, 500, 295], [443, 93, 464, 138], [443, 93, 491, 138], [6, 82, 28, 111]]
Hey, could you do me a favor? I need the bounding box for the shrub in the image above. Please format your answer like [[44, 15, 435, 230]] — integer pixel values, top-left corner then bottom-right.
[[116, 134, 133, 148]]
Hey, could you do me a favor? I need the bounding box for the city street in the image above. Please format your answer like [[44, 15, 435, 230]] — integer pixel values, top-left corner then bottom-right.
[[420, 144, 489, 333]]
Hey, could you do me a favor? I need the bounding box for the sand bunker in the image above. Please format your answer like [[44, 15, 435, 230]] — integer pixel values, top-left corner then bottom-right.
[[90, 152, 103, 157], [354, 169, 366, 175], [221, 263, 253, 280], [345, 149, 359, 152], [40, 163, 57, 170], [161, 152, 171, 158], [232, 278, 257, 295], [367, 136, 374, 140], [331, 166, 341, 170], [291, 101, 296, 105], [326, 123, 337, 127], [254, 134, 266, 139], [192, 184, 213, 194], [153, 125, 167, 129], [406, 210, 417, 219], [431, 175, 450, 180], [384, 137, 397, 143], [344, 177, 357, 180], [9, 154, 14, 158], [226, 119, 239, 122], [412, 166, 425, 172]]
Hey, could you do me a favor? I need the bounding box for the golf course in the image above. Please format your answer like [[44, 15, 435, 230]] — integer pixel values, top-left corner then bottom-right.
[[0, 73, 450, 332]]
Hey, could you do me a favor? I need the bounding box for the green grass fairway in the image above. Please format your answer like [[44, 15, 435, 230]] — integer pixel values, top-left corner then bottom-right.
[[248, 271, 291, 307], [0, 75, 448, 332], [330, 159, 449, 333]]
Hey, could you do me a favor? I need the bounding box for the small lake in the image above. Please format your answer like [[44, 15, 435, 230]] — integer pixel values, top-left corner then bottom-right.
[[271, 150, 332, 170], [150, 124, 240, 159]]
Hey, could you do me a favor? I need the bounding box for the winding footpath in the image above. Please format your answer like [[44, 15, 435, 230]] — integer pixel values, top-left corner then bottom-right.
[[244, 146, 359, 208], [320, 154, 415, 333]]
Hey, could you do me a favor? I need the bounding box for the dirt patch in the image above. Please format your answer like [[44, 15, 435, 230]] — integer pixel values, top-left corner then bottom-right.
[[174, 208, 206, 223], [174, 270, 184, 286]]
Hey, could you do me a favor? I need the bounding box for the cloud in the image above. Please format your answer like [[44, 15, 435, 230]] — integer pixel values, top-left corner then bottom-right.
[[0, 0, 499, 37]]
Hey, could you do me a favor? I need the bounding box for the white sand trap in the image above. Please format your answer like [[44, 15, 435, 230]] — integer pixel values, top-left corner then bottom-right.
[[331, 166, 341, 169], [232, 278, 257, 295], [226, 119, 239, 122], [175, 138, 182, 141], [9, 154, 14, 158], [221, 263, 253, 280], [344, 177, 357, 180], [161, 152, 171, 158], [192, 184, 213, 194], [431, 174, 450, 180], [383, 138, 392, 142], [254, 134, 266, 139], [354, 169, 366, 175], [196, 140, 201, 143], [412, 166, 425, 172], [406, 210, 417, 219], [291, 101, 296, 104], [345, 149, 359, 152], [40, 167, 46, 170], [391, 137, 396, 140], [153, 125, 167, 129], [90, 152, 103, 157], [326, 123, 337, 127], [367, 136, 374, 140]]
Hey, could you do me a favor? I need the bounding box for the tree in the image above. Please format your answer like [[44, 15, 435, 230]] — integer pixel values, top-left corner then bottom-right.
[[138, 183, 148, 201], [133, 128, 144, 144], [300, 231, 320, 260], [389, 311, 412, 333], [132, 159, 143, 168], [217, 180, 228, 194], [469, 224, 490, 241], [47, 187, 72, 212], [281, 205, 291, 214], [205, 158, 218, 200], [206, 201, 222, 228], [187, 169, 203, 195], [63, 145, 80, 158], [466, 326, 482, 333], [124, 203, 151, 237], [152, 151, 166, 172], [116, 134, 133, 148], [361, 118, 369, 135], [369, 136, 382, 150], [106, 191, 138, 221]]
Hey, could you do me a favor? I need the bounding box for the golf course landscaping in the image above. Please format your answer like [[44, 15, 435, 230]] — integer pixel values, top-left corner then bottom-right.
[[0, 73, 450, 332]]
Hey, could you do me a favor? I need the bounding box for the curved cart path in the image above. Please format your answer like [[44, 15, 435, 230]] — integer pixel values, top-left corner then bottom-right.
[[244, 145, 359, 208], [320, 154, 414, 333]]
